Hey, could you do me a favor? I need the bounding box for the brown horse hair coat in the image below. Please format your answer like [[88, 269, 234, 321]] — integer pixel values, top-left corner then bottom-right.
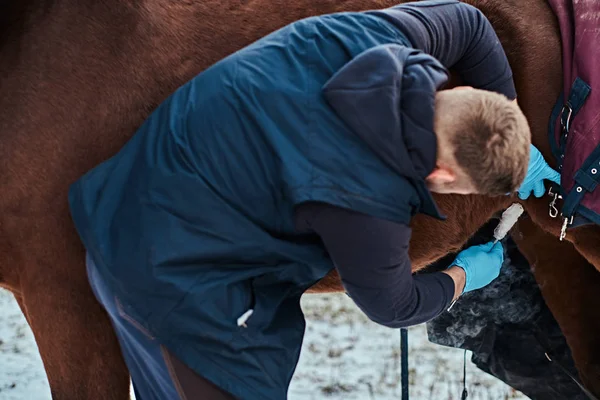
[[0, 0, 598, 398]]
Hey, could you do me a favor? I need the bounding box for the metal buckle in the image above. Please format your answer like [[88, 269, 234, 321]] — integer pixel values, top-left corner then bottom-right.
[[548, 187, 562, 218], [560, 104, 573, 133], [559, 215, 574, 241]]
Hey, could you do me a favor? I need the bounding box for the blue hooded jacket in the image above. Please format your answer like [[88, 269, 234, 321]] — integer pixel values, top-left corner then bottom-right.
[[69, 9, 449, 400]]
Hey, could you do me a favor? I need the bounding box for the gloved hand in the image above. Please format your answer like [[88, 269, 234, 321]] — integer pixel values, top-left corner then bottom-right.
[[450, 241, 504, 293], [518, 144, 561, 200]]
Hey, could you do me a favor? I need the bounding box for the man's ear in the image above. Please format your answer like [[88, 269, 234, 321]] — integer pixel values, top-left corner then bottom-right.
[[425, 167, 456, 185], [450, 85, 474, 91]]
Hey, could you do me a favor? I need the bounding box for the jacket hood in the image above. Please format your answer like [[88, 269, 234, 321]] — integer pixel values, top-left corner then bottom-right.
[[322, 44, 448, 220]]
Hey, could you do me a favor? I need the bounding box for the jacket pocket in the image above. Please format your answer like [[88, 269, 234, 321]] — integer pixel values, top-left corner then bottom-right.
[[234, 278, 257, 330]]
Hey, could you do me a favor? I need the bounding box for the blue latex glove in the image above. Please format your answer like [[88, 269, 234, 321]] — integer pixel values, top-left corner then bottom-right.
[[450, 241, 504, 293], [518, 144, 561, 200]]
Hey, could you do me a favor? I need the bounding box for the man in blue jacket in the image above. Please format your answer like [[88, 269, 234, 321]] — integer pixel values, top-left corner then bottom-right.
[[69, 1, 560, 398]]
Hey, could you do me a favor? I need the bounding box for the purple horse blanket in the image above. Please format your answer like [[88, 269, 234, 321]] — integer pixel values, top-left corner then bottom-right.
[[547, 0, 600, 228]]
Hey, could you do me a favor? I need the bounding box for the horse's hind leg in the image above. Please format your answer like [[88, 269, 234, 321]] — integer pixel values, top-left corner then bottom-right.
[[513, 217, 600, 396], [19, 249, 130, 400]]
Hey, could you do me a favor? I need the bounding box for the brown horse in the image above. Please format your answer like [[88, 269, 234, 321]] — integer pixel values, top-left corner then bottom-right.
[[1, 0, 598, 399]]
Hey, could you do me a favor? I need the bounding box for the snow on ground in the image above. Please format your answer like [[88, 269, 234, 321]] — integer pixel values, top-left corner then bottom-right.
[[0, 288, 526, 399]]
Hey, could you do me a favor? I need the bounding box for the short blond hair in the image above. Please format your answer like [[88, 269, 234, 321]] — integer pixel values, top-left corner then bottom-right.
[[434, 89, 531, 195]]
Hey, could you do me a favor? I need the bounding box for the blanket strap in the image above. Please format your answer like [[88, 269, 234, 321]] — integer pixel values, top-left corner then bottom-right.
[[400, 328, 409, 400], [547, 77, 592, 239]]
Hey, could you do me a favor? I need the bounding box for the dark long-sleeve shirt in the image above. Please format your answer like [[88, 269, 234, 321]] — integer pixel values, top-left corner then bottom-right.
[[370, 0, 517, 99], [295, 202, 456, 328], [296, 1, 516, 328]]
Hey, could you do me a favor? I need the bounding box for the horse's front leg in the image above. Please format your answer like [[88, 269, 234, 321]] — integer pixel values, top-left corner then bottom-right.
[[18, 233, 130, 400], [513, 216, 600, 396]]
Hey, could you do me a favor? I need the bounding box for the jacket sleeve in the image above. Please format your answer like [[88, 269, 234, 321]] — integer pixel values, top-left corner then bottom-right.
[[295, 202, 455, 328], [369, 0, 517, 99]]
